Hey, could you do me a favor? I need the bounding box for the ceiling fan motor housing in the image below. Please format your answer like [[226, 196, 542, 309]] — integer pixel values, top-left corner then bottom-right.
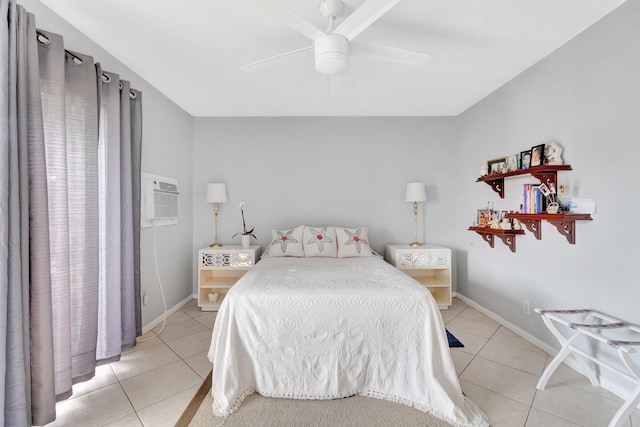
[[314, 34, 349, 75]]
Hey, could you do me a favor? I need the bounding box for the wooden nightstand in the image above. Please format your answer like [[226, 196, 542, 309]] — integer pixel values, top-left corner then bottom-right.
[[385, 244, 452, 310], [197, 245, 261, 311]]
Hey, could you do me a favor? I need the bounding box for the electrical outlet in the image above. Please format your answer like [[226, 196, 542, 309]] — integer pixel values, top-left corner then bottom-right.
[[522, 300, 530, 315], [142, 291, 149, 310]]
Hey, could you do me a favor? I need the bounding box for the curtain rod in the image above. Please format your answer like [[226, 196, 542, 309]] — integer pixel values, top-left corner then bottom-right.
[[36, 30, 138, 99]]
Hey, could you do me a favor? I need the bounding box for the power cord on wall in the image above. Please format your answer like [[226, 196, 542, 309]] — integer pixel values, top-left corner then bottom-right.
[[138, 221, 168, 342]]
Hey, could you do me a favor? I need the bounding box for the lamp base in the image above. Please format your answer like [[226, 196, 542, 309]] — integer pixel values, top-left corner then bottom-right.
[[409, 241, 423, 247], [209, 242, 223, 247]]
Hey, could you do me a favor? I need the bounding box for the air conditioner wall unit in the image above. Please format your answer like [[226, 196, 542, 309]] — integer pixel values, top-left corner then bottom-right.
[[141, 172, 179, 228]]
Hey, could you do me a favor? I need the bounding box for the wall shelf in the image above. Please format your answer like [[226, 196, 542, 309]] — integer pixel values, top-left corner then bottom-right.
[[505, 213, 592, 244], [472, 162, 592, 249], [476, 165, 573, 198], [468, 227, 525, 253]]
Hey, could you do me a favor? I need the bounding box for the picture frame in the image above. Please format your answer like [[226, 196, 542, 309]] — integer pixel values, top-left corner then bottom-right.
[[506, 154, 519, 173], [487, 157, 507, 175], [530, 144, 545, 167], [538, 183, 551, 197], [477, 208, 496, 227], [520, 149, 532, 169], [544, 142, 564, 165]]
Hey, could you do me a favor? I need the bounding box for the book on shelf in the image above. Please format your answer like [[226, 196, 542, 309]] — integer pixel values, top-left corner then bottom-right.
[[522, 184, 546, 213]]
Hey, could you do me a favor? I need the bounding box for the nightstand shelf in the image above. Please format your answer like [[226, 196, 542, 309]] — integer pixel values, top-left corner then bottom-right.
[[385, 244, 452, 310], [197, 245, 261, 311]]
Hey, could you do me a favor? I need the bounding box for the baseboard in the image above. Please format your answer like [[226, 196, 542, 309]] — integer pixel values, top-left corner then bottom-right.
[[141, 294, 195, 335], [454, 294, 557, 355], [454, 293, 636, 407]]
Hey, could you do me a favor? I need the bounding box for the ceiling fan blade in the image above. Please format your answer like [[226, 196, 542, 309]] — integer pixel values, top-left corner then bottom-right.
[[245, 0, 326, 41], [333, 0, 405, 41], [351, 42, 430, 65], [241, 45, 313, 73]]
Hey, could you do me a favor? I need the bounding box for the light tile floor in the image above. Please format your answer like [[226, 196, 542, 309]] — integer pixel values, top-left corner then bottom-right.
[[44, 298, 640, 426]]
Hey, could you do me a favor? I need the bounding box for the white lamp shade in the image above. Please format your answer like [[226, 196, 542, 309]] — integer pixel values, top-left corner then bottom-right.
[[405, 182, 426, 202], [206, 183, 227, 203]]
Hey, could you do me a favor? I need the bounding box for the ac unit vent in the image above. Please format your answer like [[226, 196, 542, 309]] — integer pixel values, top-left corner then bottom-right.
[[141, 173, 179, 227]]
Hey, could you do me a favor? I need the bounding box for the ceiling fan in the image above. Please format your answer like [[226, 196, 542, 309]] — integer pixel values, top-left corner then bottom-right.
[[242, 0, 431, 76]]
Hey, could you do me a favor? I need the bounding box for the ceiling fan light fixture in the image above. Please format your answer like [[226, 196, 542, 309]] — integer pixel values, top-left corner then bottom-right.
[[315, 52, 348, 75], [314, 34, 350, 75]]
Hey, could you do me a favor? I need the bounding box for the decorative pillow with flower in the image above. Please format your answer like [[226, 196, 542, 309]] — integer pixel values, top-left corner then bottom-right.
[[335, 226, 374, 258], [303, 226, 337, 257], [263, 225, 305, 257]]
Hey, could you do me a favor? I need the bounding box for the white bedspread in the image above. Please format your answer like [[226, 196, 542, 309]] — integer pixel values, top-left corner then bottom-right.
[[208, 256, 488, 426]]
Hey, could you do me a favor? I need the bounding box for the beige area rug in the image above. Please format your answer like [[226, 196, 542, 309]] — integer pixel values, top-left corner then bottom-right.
[[180, 371, 454, 427]]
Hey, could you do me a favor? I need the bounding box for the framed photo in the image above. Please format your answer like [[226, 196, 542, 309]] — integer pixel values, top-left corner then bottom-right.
[[544, 142, 564, 165], [530, 144, 545, 167], [538, 183, 551, 197], [487, 157, 507, 175], [477, 209, 491, 227], [520, 149, 532, 169], [506, 154, 519, 172]]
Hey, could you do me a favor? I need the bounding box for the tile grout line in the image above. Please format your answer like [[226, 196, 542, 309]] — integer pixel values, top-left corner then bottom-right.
[[451, 302, 531, 426], [125, 306, 214, 421], [168, 308, 214, 381], [113, 380, 144, 427], [115, 304, 211, 425]]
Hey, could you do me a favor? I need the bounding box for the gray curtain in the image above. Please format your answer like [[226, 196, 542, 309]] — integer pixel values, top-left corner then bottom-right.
[[1, 1, 30, 425], [2, 0, 54, 425], [1, 2, 143, 423], [22, 13, 54, 427], [130, 88, 143, 338], [119, 79, 140, 349], [64, 48, 100, 382], [37, 29, 71, 405], [95, 69, 142, 358], [38, 31, 101, 403], [95, 68, 141, 357], [96, 67, 122, 363]]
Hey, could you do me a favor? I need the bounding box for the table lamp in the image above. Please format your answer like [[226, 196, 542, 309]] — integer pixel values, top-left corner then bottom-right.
[[206, 183, 227, 247], [405, 182, 426, 247]]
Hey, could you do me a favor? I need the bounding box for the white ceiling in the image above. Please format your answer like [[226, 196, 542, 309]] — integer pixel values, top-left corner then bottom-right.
[[40, 0, 626, 117]]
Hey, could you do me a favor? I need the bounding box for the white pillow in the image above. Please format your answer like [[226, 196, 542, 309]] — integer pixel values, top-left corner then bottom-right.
[[303, 226, 337, 257], [264, 225, 305, 257], [335, 226, 373, 258]]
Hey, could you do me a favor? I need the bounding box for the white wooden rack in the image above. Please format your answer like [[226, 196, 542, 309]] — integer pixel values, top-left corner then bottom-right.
[[535, 308, 640, 427]]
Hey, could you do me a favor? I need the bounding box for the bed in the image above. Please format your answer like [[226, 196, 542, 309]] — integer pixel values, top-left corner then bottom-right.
[[207, 227, 488, 426]]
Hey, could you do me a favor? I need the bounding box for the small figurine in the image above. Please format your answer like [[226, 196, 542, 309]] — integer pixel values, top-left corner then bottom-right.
[[513, 218, 522, 230], [489, 217, 501, 229], [500, 218, 512, 230], [546, 202, 560, 214], [544, 142, 564, 165]]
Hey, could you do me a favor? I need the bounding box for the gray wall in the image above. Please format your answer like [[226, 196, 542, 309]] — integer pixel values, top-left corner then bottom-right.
[[452, 0, 640, 393], [21, 0, 195, 327], [192, 116, 458, 261]]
